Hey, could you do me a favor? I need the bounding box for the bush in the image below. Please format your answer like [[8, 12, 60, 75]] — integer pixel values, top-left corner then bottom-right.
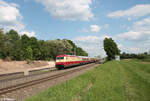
[[26, 59, 34, 64], [4, 56, 12, 61]]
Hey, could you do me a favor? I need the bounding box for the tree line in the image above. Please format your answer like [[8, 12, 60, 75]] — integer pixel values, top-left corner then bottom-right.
[[120, 52, 150, 60], [0, 29, 88, 61], [103, 37, 150, 61]]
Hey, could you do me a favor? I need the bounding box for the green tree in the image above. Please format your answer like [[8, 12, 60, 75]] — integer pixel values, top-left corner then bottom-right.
[[39, 40, 52, 60], [9, 40, 24, 60], [5, 29, 20, 42], [66, 39, 76, 55], [21, 34, 30, 60], [2, 30, 21, 60], [29, 37, 41, 60], [0, 29, 88, 61], [0, 29, 5, 58], [76, 47, 88, 56], [103, 38, 120, 61], [26, 46, 33, 60], [66, 40, 88, 56]]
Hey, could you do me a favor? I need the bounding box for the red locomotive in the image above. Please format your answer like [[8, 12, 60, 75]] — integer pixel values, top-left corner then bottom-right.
[[55, 54, 95, 69]]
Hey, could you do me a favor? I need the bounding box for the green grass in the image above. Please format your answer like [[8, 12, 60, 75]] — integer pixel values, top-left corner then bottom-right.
[[139, 55, 150, 62], [25, 60, 150, 101]]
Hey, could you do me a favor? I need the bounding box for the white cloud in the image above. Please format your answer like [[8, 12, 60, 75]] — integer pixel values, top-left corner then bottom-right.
[[20, 31, 36, 37], [133, 17, 150, 31], [74, 36, 100, 43], [117, 17, 150, 41], [108, 4, 150, 19], [113, 43, 140, 54], [116, 17, 150, 53], [73, 35, 110, 43], [0, 0, 24, 31], [118, 44, 123, 49], [117, 31, 142, 40], [120, 46, 141, 54], [115, 42, 144, 54], [104, 24, 109, 29], [90, 25, 101, 33], [79, 28, 89, 33], [0, 0, 36, 37], [73, 35, 112, 57], [35, 0, 94, 21], [129, 47, 140, 52], [80, 24, 102, 33]]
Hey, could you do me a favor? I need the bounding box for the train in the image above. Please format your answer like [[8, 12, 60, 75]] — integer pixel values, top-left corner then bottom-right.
[[55, 54, 97, 69]]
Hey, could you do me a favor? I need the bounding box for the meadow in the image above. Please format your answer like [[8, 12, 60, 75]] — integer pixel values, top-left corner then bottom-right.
[[25, 60, 150, 101]]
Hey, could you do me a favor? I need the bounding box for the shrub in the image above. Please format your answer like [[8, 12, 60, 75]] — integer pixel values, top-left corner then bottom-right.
[[4, 56, 12, 61]]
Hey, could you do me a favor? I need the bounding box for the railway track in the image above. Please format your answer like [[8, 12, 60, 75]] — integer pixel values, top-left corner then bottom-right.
[[0, 72, 24, 81], [0, 63, 97, 96]]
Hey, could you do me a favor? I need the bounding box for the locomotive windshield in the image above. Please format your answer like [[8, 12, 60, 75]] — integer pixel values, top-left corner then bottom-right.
[[56, 57, 64, 60]]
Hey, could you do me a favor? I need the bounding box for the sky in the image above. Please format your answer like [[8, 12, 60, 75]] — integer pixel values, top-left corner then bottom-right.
[[0, 0, 150, 57]]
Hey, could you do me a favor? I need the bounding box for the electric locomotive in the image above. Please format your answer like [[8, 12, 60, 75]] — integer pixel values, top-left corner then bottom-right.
[[55, 54, 95, 69]]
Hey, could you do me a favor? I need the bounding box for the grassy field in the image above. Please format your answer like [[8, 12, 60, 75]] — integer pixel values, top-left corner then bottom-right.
[[25, 60, 150, 101], [141, 55, 150, 62]]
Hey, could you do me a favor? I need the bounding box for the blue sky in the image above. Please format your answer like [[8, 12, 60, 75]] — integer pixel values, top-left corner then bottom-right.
[[0, 0, 150, 57]]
